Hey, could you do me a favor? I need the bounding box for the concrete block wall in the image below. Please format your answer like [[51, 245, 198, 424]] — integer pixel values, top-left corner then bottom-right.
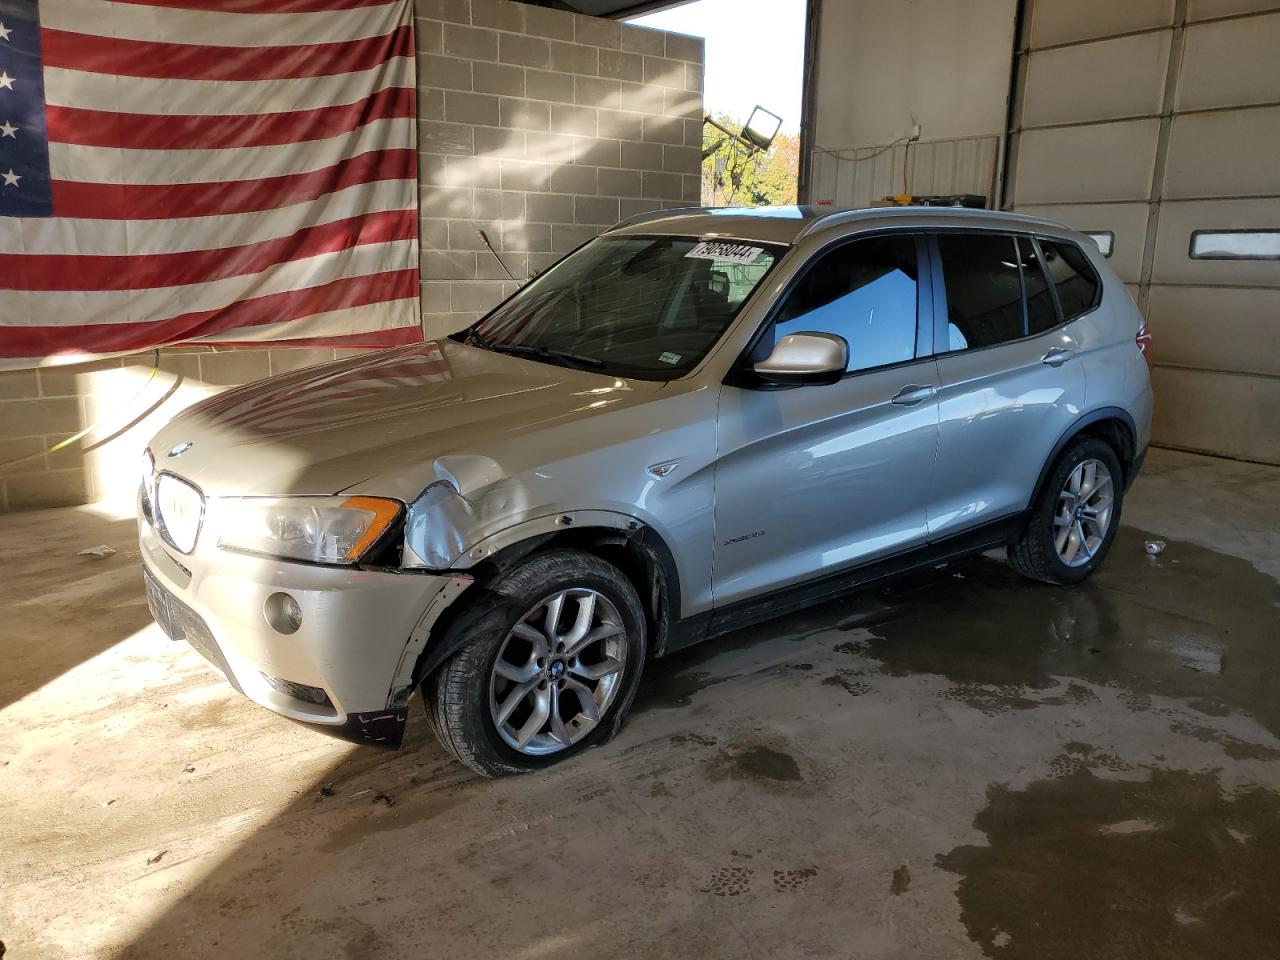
[[415, 0, 705, 335]]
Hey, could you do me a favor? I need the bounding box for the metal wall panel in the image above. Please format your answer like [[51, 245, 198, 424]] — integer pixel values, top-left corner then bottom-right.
[[1178, 14, 1280, 109], [1013, 202, 1150, 281], [1163, 106, 1280, 198], [1148, 285, 1280, 376], [1014, 120, 1160, 203], [1022, 32, 1170, 127], [808, 136, 999, 207], [1187, 0, 1280, 20], [1030, 0, 1174, 46], [1151, 367, 1280, 462], [1151, 198, 1280, 286]]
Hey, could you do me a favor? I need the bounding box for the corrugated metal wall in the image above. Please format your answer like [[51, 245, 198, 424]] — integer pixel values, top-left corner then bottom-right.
[[1005, 0, 1280, 463], [808, 135, 1001, 207]]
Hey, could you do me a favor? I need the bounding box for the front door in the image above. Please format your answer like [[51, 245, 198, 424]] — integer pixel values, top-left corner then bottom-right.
[[712, 233, 940, 609]]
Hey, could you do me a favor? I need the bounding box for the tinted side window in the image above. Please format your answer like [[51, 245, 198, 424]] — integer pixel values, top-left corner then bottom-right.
[[936, 234, 1024, 350], [1039, 240, 1100, 320], [774, 234, 919, 373], [1018, 237, 1061, 336]]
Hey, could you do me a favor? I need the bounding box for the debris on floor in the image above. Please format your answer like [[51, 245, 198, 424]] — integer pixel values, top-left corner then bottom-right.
[[145, 850, 167, 866], [182, 766, 195, 774], [1145, 539, 1167, 556], [318, 783, 335, 798], [76, 544, 116, 558], [374, 792, 395, 808]]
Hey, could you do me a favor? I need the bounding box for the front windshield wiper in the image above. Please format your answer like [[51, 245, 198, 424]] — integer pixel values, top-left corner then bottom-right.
[[481, 341, 605, 370]]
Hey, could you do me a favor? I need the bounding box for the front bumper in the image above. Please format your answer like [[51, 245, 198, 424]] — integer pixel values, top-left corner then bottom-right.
[[139, 510, 461, 747]]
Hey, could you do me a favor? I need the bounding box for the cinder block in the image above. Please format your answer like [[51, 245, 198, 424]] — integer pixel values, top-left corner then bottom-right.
[[443, 23, 498, 61], [500, 159, 552, 191], [423, 155, 456, 187], [0, 397, 80, 438], [553, 223, 600, 252], [621, 140, 663, 171], [663, 144, 700, 174], [575, 195, 619, 226], [664, 87, 701, 120], [199, 349, 271, 388], [598, 167, 642, 198], [642, 170, 684, 201], [474, 126, 526, 160], [575, 16, 621, 49], [451, 281, 509, 313], [683, 174, 702, 203], [526, 69, 575, 104], [527, 193, 576, 223], [474, 189, 525, 220], [576, 76, 621, 109], [445, 155, 502, 189], [524, 5, 575, 41], [548, 40, 598, 76], [422, 185, 476, 219], [473, 62, 525, 97], [685, 62, 703, 93], [499, 33, 550, 68], [421, 53, 473, 91], [526, 131, 577, 165], [528, 252, 562, 275], [551, 104, 598, 137], [36, 358, 125, 399], [420, 119, 475, 156], [500, 97, 552, 132], [448, 219, 503, 250], [421, 218, 450, 250], [421, 87, 445, 121], [599, 49, 643, 83], [415, 0, 469, 24], [0, 437, 45, 478], [685, 118, 702, 146], [445, 90, 500, 126], [477, 251, 527, 280], [4, 468, 88, 510], [575, 137, 621, 168], [0, 369, 38, 401], [597, 109, 642, 141], [641, 114, 683, 146], [502, 221, 553, 253], [620, 197, 663, 220], [620, 23, 665, 56], [471, 0, 524, 32], [643, 56, 685, 89], [268, 349, 337, 376], [665, 32, 703, 64], [416, 19, 443, 54], [422, 250, 478, 280], [620, 80, 663, 114], [550, 164, 598, 195], [420, 281, 454, 315]]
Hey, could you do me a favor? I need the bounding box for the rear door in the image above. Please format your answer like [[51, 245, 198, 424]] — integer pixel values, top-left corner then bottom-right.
[[927, 231, 1086, 538], [712, 232, 941, 608]]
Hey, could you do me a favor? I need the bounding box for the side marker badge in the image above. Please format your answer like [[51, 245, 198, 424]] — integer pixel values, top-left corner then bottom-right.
[[646, 460, 680, 479]]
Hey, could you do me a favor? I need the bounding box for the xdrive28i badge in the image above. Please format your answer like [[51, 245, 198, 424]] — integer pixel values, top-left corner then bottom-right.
[[167, 441, 194, 458]]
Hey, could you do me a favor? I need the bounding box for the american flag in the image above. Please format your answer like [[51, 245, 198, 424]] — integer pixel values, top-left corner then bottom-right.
[[0, 0, 422, 369]]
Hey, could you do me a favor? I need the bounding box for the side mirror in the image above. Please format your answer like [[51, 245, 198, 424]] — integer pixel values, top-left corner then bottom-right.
[[752, 332, 848, 387]]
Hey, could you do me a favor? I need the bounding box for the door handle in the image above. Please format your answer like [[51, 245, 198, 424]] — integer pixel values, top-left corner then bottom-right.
[[1041, 347, 1075, 367], [890, 384, 939, 406]]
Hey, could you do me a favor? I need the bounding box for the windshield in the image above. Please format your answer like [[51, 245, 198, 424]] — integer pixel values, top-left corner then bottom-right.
[[458, 235, 783, 380]]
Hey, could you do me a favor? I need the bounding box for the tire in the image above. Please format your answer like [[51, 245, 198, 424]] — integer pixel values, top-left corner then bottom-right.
[[423, 549, 647, 777], [1008, 437, 1124, 585]]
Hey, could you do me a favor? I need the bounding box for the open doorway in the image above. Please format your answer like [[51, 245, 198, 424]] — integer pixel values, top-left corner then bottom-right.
[[628, 0, 807, 206]]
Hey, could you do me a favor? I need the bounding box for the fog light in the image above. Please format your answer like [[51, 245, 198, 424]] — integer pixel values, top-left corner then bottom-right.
[[264, 592, 303, 635]]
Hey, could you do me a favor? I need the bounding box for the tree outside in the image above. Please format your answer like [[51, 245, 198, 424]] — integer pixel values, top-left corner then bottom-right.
[[701, 113, 800, 207]]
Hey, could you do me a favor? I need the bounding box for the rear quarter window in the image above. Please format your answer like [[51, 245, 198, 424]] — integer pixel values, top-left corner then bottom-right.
[[1038, 240, 1101, 321]]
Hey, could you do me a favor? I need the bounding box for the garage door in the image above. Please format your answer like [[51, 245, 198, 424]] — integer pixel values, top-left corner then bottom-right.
[[1004, 0, 1280, 463]]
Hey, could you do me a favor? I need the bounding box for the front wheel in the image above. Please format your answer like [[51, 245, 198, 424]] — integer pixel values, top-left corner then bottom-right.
[[424, 549, 647, 777], [1008, 437, 1124, 585]]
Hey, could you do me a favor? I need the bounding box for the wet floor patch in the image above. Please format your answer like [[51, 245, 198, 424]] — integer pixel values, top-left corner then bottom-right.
[[707, 743, 803, 783], [855, 528, 1280, 737], [938, 760, 1280, 958]]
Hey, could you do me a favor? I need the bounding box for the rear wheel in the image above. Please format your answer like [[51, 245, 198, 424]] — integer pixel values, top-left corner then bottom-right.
[[1009, 437, 1123, 585], [424, 549, 647, 777]]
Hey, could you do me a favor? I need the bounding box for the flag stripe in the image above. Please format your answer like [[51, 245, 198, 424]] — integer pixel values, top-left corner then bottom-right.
[[7, 240, 416, 325], [3, 209, 415, 291], [43, 61, 410, 115], [48, 117, 415, 184], [111, 0, 403, 13], [42, 24, 414, 82], [1, 179, 414, 255], [45, 86, 415, 149], [0, 269, 420, 356], [49, 148, 415, 219], [42, 0, 403, 46]]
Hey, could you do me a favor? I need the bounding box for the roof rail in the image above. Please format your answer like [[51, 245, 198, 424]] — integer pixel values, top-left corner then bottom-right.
[[605, 206, 707, 233]]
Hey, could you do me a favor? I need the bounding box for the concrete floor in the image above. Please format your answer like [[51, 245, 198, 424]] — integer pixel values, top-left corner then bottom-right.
[[2, 447, 1279, 960]]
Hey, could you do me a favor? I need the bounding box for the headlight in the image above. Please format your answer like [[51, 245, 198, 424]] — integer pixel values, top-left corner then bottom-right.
[[216, 496, 401, 565]]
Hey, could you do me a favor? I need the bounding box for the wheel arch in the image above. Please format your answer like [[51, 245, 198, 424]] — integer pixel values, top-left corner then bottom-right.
[[1027, 407, 1138, 513], [409, 519, 682, 691]]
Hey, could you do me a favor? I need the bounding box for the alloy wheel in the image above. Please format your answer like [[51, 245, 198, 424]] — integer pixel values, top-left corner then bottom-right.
[[1054, 458, 1114, 568], [488, 588, 629, 755]]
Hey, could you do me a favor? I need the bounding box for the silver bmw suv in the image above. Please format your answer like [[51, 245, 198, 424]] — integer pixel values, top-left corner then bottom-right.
[[139, 206, 1153, 776]]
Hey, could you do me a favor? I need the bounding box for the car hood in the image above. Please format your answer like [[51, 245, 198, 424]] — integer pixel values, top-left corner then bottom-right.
[[148, 338, 667, 498]]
